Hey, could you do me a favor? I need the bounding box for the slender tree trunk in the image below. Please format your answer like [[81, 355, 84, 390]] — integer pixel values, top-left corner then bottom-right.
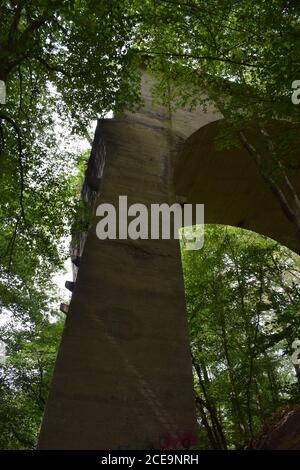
[[194, 394, 220, 449], [218, 308, 247, 442], [238, 129, 300, 246], [192, 354, 228, 449]]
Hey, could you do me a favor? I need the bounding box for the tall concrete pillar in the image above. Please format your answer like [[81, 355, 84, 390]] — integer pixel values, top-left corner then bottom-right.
[[38, 101, 199, 448]]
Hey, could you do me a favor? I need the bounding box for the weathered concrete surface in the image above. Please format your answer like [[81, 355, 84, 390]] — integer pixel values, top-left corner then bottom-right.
[[38, 68, 300, 449], [174, 121, 300, 254]]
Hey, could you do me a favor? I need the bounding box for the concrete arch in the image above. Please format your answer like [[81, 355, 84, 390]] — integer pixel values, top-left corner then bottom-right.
[[174, 119, 300, 254]]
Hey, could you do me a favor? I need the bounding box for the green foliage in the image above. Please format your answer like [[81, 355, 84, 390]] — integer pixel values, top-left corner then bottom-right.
[[0, 282, 64, 449], [182, 225, 300, 449]]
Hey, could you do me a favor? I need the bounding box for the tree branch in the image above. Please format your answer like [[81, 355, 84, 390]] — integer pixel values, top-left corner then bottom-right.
[[260, 126, 300, 218], [34, 55, 70, 77], [18, 17, 48, 45], [238, 130, 298, 226], [136, 49, 259, 68], [7, 0, 25, 47]]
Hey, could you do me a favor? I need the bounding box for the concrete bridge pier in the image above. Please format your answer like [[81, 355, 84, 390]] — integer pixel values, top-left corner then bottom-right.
[[38, 111, 199, 449]]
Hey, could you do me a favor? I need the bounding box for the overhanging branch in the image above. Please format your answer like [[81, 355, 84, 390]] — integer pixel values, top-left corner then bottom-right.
[[34, 55, 70, 77]]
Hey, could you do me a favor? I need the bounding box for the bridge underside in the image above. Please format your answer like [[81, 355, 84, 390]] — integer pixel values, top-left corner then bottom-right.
[[175, 121, 300, 254]]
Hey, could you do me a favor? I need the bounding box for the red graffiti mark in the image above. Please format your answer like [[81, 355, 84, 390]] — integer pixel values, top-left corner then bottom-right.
[[151, 431, 197, 450]]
